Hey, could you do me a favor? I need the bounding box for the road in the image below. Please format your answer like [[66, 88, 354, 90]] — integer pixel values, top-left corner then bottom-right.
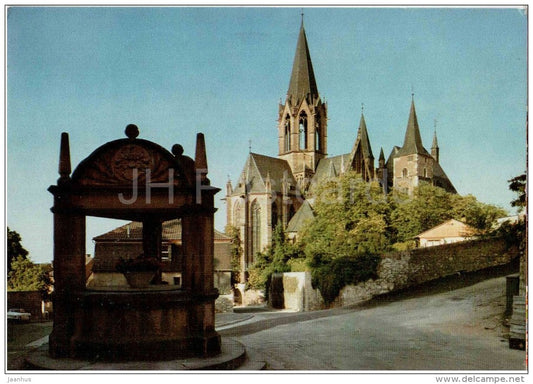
[[221, 276, 527, 370], [7, 275, 527, 371]]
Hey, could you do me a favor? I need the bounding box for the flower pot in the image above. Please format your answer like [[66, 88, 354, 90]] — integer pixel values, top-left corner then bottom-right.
[[124, 271, 156, 288]]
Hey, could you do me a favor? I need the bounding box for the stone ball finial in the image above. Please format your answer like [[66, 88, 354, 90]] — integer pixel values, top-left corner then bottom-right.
[[172, 144, 184, 157], [125, 124, 139, 139]]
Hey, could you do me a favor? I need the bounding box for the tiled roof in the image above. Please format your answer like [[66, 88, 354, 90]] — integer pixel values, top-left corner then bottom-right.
[[415, 219, 476, 240], [93, 219, 230, 242]]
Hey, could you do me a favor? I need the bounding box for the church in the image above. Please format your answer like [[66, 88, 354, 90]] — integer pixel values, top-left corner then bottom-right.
[[224, 19, 456, 281]]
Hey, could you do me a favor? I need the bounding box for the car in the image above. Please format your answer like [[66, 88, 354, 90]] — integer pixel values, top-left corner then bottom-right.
[[7, 308, 31, 322]]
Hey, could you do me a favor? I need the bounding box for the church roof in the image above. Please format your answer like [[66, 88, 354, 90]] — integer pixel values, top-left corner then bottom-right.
[[432, 161, 457, 193], [396, 99, 430, 157], [313, 153, 351, 182], [286, 200, 315, 233], [350, 114, 374, 159], [287, 22, 319, 106], [231, 153, 297, 195]]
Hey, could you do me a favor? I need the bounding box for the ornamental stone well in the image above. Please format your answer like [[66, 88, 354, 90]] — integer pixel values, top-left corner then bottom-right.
[[48, 125, 221, 361]]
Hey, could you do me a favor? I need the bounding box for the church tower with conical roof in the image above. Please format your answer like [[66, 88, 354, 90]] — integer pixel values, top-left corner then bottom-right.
[[393, 97, 436, 194], [349, 112, 375, 182], [278, 19, 327, 189]]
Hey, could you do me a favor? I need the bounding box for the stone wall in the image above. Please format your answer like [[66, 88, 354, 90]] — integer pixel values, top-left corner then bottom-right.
[[215, 293, 234, 313], [270, 272, 324, 311], [336, 237, 519, 308], [272, 237, 519, 311]]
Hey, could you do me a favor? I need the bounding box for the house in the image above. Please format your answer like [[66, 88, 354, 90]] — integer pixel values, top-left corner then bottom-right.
[[414, 219, 477, 248], [88, 219, 233, 293]]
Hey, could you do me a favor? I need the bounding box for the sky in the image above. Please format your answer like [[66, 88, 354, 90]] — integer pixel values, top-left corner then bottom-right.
[[6, 6, 527, 264]]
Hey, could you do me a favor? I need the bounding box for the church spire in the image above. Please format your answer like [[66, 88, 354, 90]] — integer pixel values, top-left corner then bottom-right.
[[287, 19, 318, 106], [378, 147, 385, 168], [431, 119, 440, 163], [355, 112, 374, 159], [397, 97, 429, 157]]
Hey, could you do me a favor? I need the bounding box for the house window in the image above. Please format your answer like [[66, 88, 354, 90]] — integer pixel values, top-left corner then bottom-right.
[[423, 168, 428, 178], [299, 113, 308, 150], [161, 245, 170, 260], [402, 168, 408, 178]]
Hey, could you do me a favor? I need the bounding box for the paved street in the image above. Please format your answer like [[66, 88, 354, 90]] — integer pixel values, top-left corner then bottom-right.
[[221, 276, 527, 370], [7, 275, 527, 371]]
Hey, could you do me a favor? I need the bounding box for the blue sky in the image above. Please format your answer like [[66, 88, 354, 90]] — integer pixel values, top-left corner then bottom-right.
[[7, 6, 527, 264]]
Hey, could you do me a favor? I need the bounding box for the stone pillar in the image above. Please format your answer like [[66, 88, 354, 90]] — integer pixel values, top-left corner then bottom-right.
[[181, 208, 220, 356], [181, 212, 214, 294], [49, 211, 86, 358], [142, 219, 162, 258]]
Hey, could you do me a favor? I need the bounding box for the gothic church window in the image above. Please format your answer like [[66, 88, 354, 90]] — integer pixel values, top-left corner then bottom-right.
[[233, 200, 242, 227], [251, 201, 261, 259], [284, 116, 291, 152], [299, 113, 308, 150], [271, 202, 279, 229]]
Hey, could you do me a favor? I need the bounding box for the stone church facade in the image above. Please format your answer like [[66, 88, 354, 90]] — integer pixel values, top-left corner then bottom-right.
[[225, 20, 456, 281]]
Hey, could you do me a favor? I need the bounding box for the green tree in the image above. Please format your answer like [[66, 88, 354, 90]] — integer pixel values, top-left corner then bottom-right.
[[8, 256, 52, 296], [7, 227, 29, 273], [390, 183, 507, 242], [301, 171, 392, 261], [508, 172, 526, 210], [225, 225, 243, 285], [247, 222, 301, 290]]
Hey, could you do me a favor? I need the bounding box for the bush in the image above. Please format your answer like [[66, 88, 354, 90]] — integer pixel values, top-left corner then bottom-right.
[[311, 253, 380, 305]]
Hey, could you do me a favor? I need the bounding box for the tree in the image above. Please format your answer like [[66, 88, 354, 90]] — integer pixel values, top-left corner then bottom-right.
[[8, 256, 52, 297], [508, 173, 526, 210], [247, 222, 300, 290], [390, 183, 507, 242], [225, 225, 243, 285], [7, 227, 29, 273], [301, 171, 392, 261]]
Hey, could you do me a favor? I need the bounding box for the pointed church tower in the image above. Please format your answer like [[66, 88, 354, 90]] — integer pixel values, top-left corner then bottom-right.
[[431, 121, 440, 163], [278, 17, 327, 188], [393, 96, 435, 195], [349, 111, 374, 182]]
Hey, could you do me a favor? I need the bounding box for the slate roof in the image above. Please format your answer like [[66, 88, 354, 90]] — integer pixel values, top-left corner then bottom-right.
[[286, 199, 315, 233], [231, 153, 297, 195], [312, 153, 351, 183], [93, 219, 230, 242], [396, 99, 430, 157], [350, 114, 374, 160], [431, 162, 457, 194], [287, 22, 319, 106], [378, 147, 385, 163], [432, 130, 439, 149]]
